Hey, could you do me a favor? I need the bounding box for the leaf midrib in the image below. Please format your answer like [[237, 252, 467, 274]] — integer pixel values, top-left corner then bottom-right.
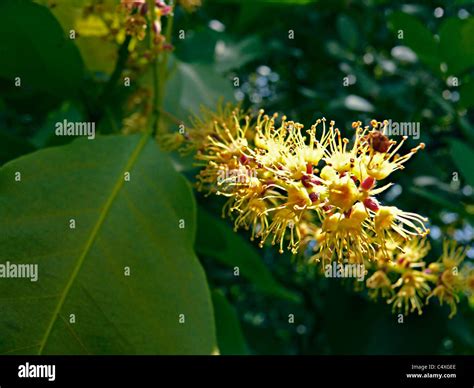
[[37, 133, 150, 355]]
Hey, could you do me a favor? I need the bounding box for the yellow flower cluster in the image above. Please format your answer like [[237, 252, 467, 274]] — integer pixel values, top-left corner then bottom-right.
[[185, 105, 427, 259], [177, 105, 472, 318], [366, 239, 473, 318], [76, 1, 174, 54]]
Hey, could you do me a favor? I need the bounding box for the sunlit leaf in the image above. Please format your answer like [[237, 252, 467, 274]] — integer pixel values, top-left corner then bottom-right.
[[0, 135, 217, 354]]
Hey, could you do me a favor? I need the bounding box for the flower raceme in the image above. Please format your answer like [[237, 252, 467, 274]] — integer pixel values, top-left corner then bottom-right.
[[365, 239, 471, 318], [175, 105, 471, 317], [184, 106, 428, 259]]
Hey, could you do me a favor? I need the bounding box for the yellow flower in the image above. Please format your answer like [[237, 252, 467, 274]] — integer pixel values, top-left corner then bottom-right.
[[388, 271, 431, 315], [374, 205, 429, 241], [360, 121, 425, 180], [315, 203, 373, 263], [440, 240, 466, 269], [424, 240, 468, 318], [393, 237, 430, 267], [366, 270, 393, 299], [427, 285, 460, 319], [362, 237, 468, 318], [260, 208, 301, 254], [327, 175, 359, 212]]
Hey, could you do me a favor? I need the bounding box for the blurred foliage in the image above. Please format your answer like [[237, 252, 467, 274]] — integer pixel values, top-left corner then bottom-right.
[[0, 0, 473, 355]]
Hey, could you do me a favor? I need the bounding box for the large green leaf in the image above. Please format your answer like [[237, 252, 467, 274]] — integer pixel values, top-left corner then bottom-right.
[[388, 12, 439, 73], [439, 17, 474, 75], [164, 59, 235, 122], [196, 207, 301, 303], [214, 36, 265, 73], [0, 0, 84, 97], [212, 290, 248, 355], [0, 134, 217, 355]]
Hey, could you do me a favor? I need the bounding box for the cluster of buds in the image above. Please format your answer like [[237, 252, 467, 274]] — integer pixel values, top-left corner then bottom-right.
[[78, 1, 174, 56], [175, 105, 472, 317], [122, 87, 153, 134], [120, 0, 173, 47]]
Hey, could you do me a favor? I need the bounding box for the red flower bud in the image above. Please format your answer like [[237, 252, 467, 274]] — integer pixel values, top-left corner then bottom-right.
[[322, 204, 334, 212], [361, 176, 376, 191], [363, 197, 379, 212], [301, 174, 322, 188]]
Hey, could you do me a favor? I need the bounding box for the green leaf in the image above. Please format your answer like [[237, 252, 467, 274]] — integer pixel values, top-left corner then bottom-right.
[[410, 187, 463, 214], [0, 0, 84, 97], [196, 207, 301, 303], [410, 186, 474, 223], [30, 101, 85, 148], [388, 12, 439, 73], [174, 28, 219, 65], [164, 59, 235, 122], [449, 140, 474, 187], [0, 134, 217, 355], [212, 290, 248, 355], [75, 37, 117, 75], [439, 17, 474, 75], [34, 0, 117, 74], [215, 36, 265, 73], [336, 15, 359, 50]]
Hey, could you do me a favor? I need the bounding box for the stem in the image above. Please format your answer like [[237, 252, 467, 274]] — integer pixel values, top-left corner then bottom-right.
[[158, 12, 174, 107], [147, 0, 174, 137], [159, 107, 183, 125], [105, 106, 119, 133], [147, 0, 159, 137]]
